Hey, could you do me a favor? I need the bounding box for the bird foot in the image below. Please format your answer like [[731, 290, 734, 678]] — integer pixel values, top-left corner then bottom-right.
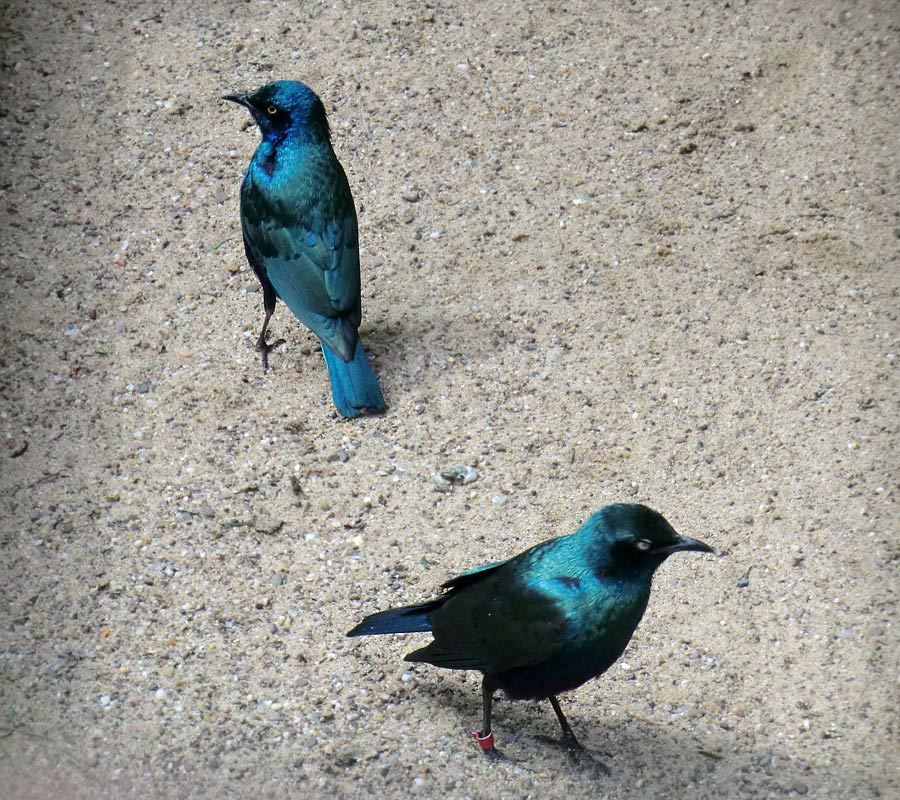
[[483, 746, 511, 763], [257, 335, 286, 371], [534, 732, 611, 776]]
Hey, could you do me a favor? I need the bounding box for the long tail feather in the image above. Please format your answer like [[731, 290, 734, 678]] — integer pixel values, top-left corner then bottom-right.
[[347, 600, 442, 637], [321, 339, 386, 417]]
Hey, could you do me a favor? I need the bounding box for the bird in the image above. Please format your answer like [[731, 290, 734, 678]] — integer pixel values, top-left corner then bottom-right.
[[347, 503, 713, 763], [224, 80, 386, 418]]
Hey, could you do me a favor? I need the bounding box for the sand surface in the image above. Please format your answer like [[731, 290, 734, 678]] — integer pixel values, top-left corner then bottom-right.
[[1, 1, 897, 798]]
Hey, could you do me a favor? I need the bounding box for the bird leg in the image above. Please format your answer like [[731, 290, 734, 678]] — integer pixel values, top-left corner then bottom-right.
[[472, 677, 507, 761], [256, 306, 286, 371], [548, 695, 580, 748], [544, 695, 610, 775]]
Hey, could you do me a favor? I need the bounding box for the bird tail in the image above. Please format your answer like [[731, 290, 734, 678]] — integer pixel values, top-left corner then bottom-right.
[[321, 339, 386, 418], [346, 600, 442, 637]]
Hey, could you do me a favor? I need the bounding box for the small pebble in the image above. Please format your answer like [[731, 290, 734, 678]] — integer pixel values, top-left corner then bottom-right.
[[436, 465, 479, 486]]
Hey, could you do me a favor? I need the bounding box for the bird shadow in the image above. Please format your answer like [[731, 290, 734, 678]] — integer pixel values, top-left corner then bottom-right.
[[361, 309, 497, 386], [410, 677, 833, 796]]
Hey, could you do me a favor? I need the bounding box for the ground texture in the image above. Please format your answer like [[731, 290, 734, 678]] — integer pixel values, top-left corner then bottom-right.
[[0, 1, 897, 798]]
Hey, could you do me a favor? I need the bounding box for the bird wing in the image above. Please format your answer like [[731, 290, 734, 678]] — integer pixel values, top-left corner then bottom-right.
[[240, 153, 361, 361], [440, 559, 510, 591], [407, 546, 578, 674]]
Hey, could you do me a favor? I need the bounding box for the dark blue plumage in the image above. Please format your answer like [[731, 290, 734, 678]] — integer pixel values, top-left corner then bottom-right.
[[348, 504, 714, 760], [224, 80, 385, 417]]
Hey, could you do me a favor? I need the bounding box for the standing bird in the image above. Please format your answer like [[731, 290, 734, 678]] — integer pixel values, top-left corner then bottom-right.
[[348, 503, 713, 762], [224, 80, 386, 417]]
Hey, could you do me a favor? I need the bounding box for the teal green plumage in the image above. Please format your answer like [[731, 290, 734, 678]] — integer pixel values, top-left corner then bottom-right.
[[406, 531, 653, 693], [348, 503, 713, 755], [225, 81, 385, 417]]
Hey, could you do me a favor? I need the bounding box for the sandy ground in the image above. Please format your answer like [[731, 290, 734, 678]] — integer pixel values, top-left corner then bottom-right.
[[1, 1, 897, 798]]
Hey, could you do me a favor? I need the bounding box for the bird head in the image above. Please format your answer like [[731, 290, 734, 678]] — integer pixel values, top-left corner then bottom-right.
[[223, 80, 331, 144], [587, 503, 713, 578]]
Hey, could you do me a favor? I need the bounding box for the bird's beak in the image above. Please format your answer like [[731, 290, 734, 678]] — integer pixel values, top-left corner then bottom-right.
[[655, 534, 714, 556], [223, 93, 252, 110]]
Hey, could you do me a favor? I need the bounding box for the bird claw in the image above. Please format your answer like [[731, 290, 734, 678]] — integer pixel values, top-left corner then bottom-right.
[[483, 746, 511, 763], [567, 746, 610, 776], [258, 336, 286, 371], [534, 733, 611, 776]]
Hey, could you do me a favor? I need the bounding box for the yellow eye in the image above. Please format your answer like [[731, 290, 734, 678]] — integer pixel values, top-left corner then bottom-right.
[[636, 539, 652, 552], [267, 105, 278, 115]]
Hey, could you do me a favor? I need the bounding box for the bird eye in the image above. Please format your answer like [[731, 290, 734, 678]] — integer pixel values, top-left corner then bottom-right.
[[267, 105, 278, 115], [635, 539, 652, 552]]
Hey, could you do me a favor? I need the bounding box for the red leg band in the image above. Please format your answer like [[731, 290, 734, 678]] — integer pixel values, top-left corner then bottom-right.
[[472, 730, 495, 750]]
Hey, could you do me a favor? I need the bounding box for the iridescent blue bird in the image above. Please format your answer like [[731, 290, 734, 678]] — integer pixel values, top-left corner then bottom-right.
[[224, 80, 386, 417], [348, 504, 713, 763]]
